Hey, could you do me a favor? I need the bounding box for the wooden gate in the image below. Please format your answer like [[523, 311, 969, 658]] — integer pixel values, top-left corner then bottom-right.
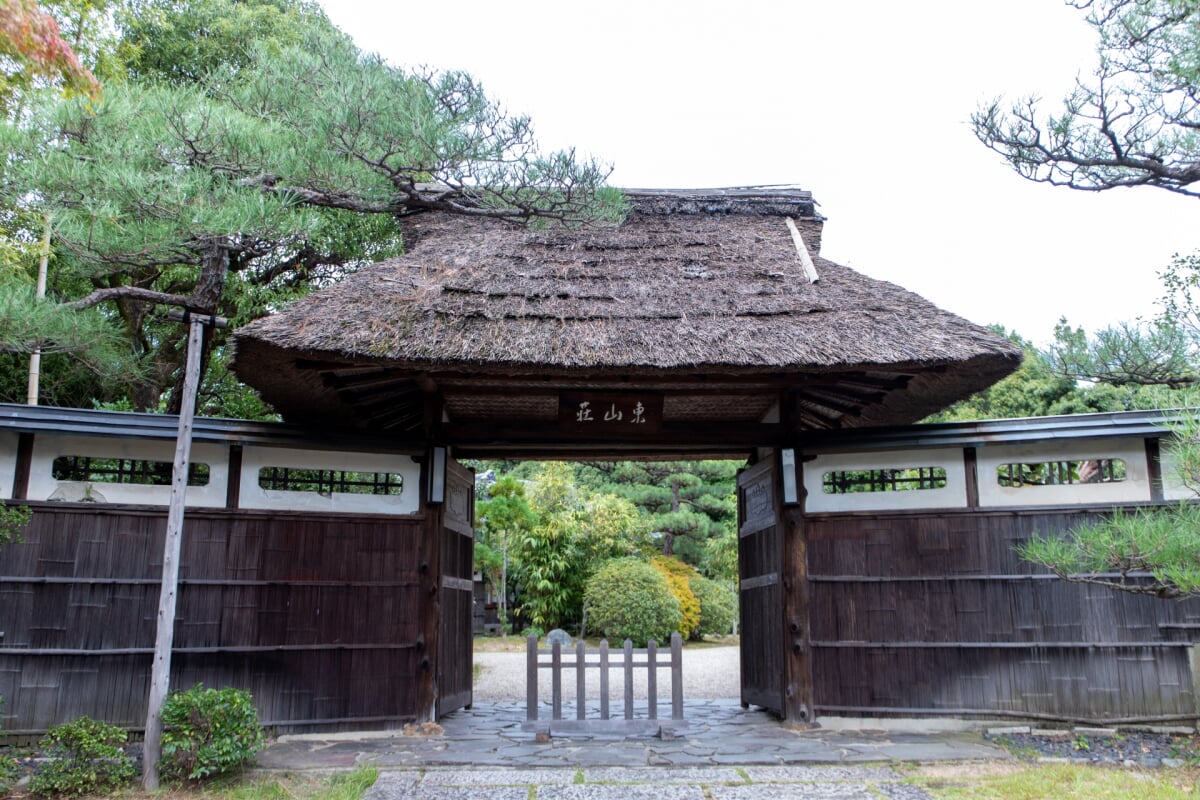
[[436, 458, 475, 717], [737, 457, 785, 716]]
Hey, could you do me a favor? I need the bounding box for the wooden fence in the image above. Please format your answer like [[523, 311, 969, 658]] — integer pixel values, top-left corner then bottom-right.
[[0, 503, 435, 736], [792, 416, 1200, 724], [805, 507, 1200, 723], [523, 633, 684, 737]]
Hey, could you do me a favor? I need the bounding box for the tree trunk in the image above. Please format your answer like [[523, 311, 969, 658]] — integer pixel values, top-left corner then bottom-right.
[[165, 240, 229, 415], [26, 214, 51, 405]]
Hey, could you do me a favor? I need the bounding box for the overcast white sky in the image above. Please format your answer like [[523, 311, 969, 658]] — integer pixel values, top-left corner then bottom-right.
[[320, 0, 1200, 347]]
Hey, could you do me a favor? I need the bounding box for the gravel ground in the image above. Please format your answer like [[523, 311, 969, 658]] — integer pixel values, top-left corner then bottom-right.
[[474, 645, 740, 702], [986, 729, 1200, 767]]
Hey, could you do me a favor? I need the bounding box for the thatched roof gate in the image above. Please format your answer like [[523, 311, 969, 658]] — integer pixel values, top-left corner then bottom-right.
[[232, 187, 1020, 457]]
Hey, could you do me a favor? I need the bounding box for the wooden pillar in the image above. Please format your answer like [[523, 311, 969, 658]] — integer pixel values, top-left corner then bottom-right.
[[415, 452, 444, 722], [12, 432, 33, 500], [1146, 436, 1165, 502], [963, 447, 980, 509], [224, 444, 243, 509], [781, 503, 814, 724]]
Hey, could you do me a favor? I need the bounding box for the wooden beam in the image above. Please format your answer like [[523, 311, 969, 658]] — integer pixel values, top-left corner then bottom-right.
[[344, 386, 422, 411], [452, 444, 755, 460], [358, 405, 425, 430], [321, 370, 395, 390], [793, 409, 837, 430], [335, 382, 421, 403], [785, 217, 820, 284], [795, 390, 865, 418], [439, 420, 788, 447], [295, 359, 381, 373], [804, 385, 886, 407], [429, 370, 914, 390], [793, 400, 844, 426]]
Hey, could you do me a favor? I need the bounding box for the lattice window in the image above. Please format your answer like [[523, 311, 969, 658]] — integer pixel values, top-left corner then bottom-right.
[[996, 458, 1126, 487], [257, 467, 404, 496], [52, 456, 210, 486], [822, 467, 947, 494]]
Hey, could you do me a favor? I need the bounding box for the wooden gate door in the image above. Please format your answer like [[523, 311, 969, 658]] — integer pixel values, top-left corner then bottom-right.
[[737, 457, 785, 716], [437, 458, 475, 717]]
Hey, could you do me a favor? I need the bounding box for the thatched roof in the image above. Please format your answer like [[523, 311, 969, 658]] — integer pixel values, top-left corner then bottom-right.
[[231, 187, 1021, 457]]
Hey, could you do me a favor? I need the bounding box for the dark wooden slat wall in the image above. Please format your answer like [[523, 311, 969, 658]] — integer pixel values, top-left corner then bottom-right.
[[737, 459, 784, 714], [806, 508, 1200, 721], [0, 503, 426, 734], [436, 459, 475, 718]]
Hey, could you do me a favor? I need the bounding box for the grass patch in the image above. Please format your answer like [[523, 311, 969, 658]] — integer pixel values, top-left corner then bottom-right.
[[915, 761, 1200, 799], [16, 764, 381, 800]]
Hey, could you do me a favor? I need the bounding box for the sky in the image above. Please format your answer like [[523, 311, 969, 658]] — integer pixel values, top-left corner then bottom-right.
[[318, 0, 1200, 347]]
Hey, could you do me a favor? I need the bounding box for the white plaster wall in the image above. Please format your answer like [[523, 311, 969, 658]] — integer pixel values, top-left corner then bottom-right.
[[0, 431, 17, 500], [239, 446, 420, 515], [803, 448, 968, 513], [29, 434, 229, 507], [975, 437, 1152, 508], [1159, 447, 1197, 501]]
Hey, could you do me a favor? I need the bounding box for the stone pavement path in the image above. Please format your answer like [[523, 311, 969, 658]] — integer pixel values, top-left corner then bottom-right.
[[363, 765, 934, 799], [260, 700, 1003, 799], [258, 701, 1003, 771]]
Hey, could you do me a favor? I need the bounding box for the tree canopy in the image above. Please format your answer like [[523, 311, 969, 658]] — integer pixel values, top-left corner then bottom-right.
[[973, 0, 1200, 198], [971, 1, 1200, 600], [1018, 401, 1200, 599], [0, 0, 100, 103], [0, 0, 620, 414], [924, 325, 1169, 423], [577, 460, 738, 565], [1045, 253, 1200, 389]]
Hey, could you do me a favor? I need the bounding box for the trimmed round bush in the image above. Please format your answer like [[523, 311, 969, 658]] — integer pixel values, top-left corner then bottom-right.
[[158, 684, 265, 782], [585, 557, 681, 647], [690, 575, 737, 637]]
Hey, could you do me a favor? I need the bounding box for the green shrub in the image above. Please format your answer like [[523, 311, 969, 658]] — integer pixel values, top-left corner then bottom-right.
[[0, 755, 14, 795], [158, 684, 265, 783], [0, 696, 13, 794], [690, 575, 737, 637], [584, 557, 681, 647], [29, 717, 135, 797], [0, 502, 30, 546], [650, 556, 702, 638]]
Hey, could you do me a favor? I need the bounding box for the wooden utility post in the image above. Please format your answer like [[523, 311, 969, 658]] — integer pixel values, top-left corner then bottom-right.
[[26, 214, 51, 406], [142, 310, 225, 790]]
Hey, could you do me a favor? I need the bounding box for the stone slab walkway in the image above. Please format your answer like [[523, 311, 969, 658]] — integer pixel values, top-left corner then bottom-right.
[[258, 700, 1004, 773]]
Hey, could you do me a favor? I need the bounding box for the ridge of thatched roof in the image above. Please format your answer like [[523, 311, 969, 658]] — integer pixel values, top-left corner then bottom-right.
[[231, 187, 1021, 446]]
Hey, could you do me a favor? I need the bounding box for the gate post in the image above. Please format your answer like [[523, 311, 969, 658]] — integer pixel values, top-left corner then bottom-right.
[[415, 455, 445, 722], [782, 465, 815, 725]]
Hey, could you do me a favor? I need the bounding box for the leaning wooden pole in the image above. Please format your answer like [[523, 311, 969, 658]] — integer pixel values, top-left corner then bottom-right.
[[142, 316, 205, 790], [25, 214, 51, 406]]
